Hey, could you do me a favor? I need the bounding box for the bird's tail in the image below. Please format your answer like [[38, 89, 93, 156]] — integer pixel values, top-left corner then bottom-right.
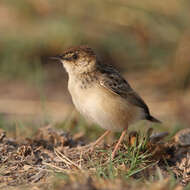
[[146, 115, 161, 123]]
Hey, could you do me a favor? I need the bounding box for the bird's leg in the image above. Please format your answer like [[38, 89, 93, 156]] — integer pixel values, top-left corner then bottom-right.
[[89, 130, 111, 152], [111, 129, 127, 160]]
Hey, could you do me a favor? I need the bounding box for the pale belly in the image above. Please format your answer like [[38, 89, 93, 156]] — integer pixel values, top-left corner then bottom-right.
[[69, 83, 144, 131]]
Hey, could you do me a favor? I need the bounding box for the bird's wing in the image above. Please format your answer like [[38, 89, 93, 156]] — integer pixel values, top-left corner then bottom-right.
[[97, 64, 150, 115]]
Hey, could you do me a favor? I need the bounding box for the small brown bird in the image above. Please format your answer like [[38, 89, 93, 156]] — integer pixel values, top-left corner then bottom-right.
[[52, 45, 160, 159]]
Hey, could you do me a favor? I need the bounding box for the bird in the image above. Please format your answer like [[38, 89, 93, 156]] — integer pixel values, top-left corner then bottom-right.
[[51, 45, 160, 159]]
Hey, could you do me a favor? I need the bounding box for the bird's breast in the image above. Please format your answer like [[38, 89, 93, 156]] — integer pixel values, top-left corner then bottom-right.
[[68, 79, 102, 120], [68, 77, 144, 131]]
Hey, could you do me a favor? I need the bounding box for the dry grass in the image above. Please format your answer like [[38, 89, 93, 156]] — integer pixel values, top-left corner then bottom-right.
[[0, 125, 190, 189]]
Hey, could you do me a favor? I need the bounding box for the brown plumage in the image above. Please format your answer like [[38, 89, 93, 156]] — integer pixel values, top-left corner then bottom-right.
[[52, 45, 161, 159]]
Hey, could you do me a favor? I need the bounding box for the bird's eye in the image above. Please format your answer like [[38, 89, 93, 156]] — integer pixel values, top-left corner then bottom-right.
[[72, 53, 78, 60]]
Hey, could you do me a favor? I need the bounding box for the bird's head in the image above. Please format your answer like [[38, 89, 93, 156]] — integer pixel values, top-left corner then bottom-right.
[[51, 45, 97, 74]]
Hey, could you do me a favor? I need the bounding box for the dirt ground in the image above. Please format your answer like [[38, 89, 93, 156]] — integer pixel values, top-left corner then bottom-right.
[[0, 125, 190, 189]]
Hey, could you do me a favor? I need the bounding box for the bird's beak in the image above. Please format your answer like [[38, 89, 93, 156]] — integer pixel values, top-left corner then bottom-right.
[[49, 55, 63, 61]]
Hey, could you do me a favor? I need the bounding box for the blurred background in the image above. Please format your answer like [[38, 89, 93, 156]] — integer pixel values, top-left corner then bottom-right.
[[0, 0, 190, 138]]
